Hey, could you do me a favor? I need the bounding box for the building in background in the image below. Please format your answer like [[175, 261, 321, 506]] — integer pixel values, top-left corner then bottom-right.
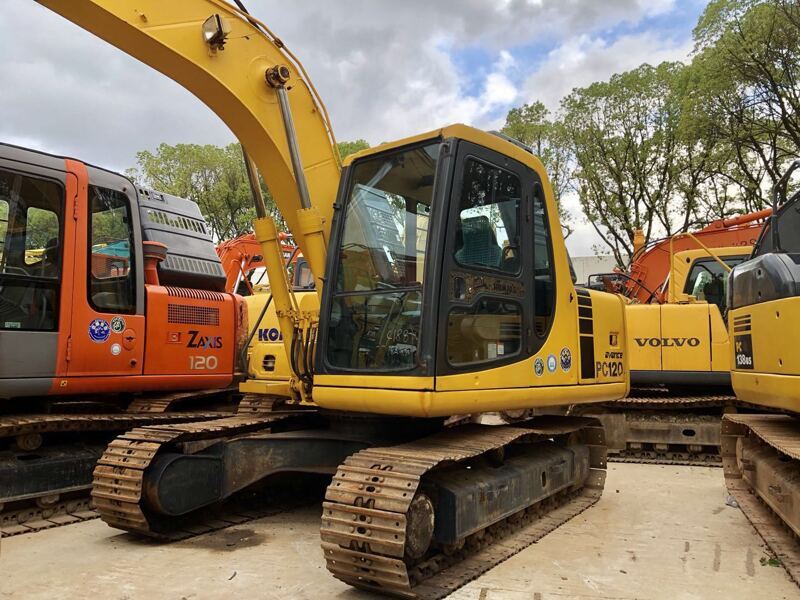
[[570, 255, 617, 285]]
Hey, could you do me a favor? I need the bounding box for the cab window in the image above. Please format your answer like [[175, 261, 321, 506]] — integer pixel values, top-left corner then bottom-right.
[[683, 256, 746, 314], [88, 186, 135, 313], [533, 186, 555, 339], [0, 169, 63, 331], [454, 158, 520, 274], [446, 156, 524, 367]]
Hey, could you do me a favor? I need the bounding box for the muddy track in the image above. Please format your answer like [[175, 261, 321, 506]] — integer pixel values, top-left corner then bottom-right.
[[321, 417, 606, 598]]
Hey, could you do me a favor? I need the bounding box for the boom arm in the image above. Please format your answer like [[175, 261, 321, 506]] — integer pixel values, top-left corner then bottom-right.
[[38, 0, 341, 278]]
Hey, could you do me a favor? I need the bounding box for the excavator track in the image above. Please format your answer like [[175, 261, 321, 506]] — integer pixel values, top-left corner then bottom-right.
[[0, 391, 262, 538], [92, 399, 307, 539], [0, 411, 224, 440], [722, 414, 800, 585], [585, 392, 735, 466], [1, 493, 97, 537], [321, 417, 605, 599]]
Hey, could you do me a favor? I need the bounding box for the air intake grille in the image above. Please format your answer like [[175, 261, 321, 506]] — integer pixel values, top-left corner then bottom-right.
[[167, 304, 220, 326], [162, 255, 225, 278], [146, 208, 207, 234], [165, 287, 226, 303]]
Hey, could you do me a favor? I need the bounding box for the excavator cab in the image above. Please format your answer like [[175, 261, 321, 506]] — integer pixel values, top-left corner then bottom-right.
[[314, 128, 628, 416], [0, 144, 237, 400], [728, 161, 800, 411]]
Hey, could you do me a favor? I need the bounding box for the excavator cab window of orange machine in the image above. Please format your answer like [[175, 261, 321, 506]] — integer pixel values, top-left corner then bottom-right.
[[0, 169, 63, 331], [88, 185, 136, 314]]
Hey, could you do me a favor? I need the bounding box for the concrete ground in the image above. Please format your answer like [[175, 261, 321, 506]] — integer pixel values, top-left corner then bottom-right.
[[0, 463, 797, 600]]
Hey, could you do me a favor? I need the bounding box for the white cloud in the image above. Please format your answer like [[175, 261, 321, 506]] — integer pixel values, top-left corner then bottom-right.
[[0, 1, 698, 259], [523, 32, 694, 110]]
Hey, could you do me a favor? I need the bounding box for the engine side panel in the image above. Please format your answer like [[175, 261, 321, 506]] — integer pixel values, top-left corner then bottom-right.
[[142, 285, 235, 383]]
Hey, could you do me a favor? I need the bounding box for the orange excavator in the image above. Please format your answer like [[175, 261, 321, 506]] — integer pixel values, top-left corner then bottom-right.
[[216, 231, 300, 294], [617, 209, 770, 305], [0, 143, 257, 535]]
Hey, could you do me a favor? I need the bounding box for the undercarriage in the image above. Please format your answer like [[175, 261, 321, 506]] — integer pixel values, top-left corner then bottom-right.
[[88, 406, 605, 598]]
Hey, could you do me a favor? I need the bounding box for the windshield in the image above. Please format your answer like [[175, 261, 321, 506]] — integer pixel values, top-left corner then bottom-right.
[[326, 143, 439, 371]]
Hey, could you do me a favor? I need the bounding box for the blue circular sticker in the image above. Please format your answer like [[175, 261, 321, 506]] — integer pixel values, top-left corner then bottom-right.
[[560, 347, 572, 372], [534, 357, 544, 377], [547, 354, 558, 373], [89, 319, 111, 343]]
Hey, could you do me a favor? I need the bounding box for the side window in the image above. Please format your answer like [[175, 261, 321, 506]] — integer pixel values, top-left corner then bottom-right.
[[533, 187, 555, 338], [454, 158, 520, 274], [446, 156, 524, 368], [683, 256, 745, 314], [0, 169, 63, 331], [89, 186, 135, 313]]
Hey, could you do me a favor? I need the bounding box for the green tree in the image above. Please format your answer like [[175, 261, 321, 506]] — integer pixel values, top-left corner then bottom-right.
[[338, 139, 370, 160], [129, 140, 373, 241], [501, 102, 574, 237], [126, 142, 270, 241], [689, 0, 800, 210], [561, 62, 685, 265]]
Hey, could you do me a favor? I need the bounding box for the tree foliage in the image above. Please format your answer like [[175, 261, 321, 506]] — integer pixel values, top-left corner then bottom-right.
[[688, 0, 800, 211], [126, 142, 269, 241], [128, 140, 371, 241], [501, 102, 573, 237], [338, 139, 370, 160], [561, 62, 685, 265], [502, 0, 799, 265]]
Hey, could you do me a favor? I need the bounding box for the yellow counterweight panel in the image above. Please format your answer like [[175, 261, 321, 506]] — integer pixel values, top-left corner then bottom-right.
[[587, 289, 629, 387], [625, 304, 663, 372], [660, 303, 711, 372], [242, 293, 292, 383], [240, 290, 319, 396], [731, 297, 800, 412]]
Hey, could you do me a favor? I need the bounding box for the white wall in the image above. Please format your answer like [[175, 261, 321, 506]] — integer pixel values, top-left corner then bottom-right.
[[570, 255, 618, 285]]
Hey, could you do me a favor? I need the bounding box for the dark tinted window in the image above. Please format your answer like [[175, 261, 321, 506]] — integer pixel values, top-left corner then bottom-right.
[[757, 198, 800, 255], [447, 298, 521, 365], [88, 186, 135, 313], [533, 187, 555, 338], [454, 158, 520, 274]]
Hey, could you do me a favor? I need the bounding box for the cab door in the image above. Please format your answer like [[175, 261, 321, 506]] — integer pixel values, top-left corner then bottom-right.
[[435, 142, 534, 390], [0, 150, 68, 398], [66, 166, 145, 378]]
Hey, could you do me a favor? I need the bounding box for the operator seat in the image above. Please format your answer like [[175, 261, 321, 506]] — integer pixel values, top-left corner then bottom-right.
[[455, 216, 501, 269]]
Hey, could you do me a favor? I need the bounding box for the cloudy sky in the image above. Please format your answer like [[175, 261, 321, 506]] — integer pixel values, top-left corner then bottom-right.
[[1, 0, 707, 255]]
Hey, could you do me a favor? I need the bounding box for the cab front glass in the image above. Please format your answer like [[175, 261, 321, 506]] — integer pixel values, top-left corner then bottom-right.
[[325, 143, 440, 371]]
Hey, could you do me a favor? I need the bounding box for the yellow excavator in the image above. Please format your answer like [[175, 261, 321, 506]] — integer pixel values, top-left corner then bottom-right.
[[584, 241, 751, 465], [722, 160, 800, 584], [38, 1, 627, 596]]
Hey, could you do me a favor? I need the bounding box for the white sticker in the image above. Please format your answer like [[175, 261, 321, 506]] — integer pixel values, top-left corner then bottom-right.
[[110, 343, 122, 356]]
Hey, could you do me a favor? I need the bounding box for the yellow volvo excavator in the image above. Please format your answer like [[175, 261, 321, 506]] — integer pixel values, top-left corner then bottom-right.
[[37, 1, 628, 596], [584, 242, 751, 465], [722, 160, 800, 584]]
